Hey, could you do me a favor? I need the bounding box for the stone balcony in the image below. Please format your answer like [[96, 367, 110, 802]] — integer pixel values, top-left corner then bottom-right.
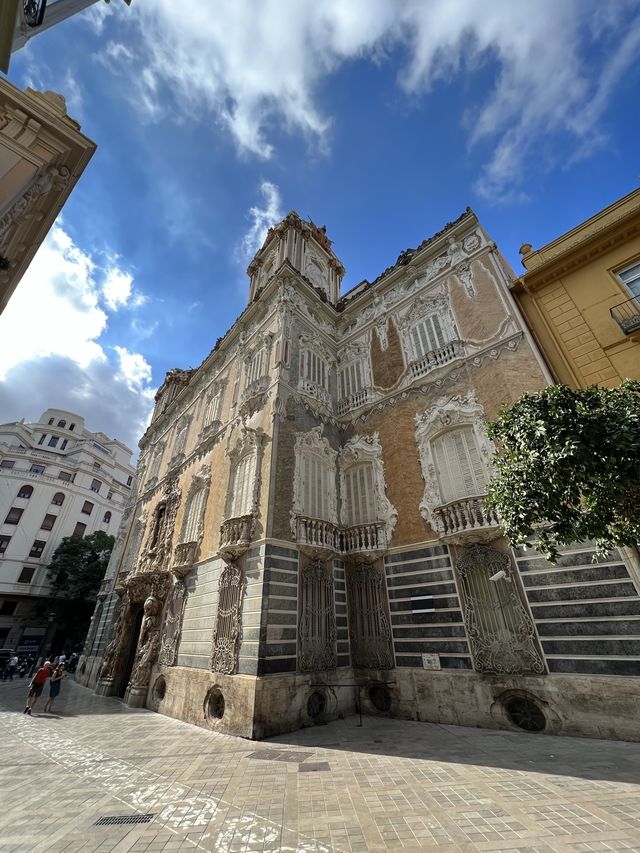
[[240, 376, 270, 408], [337, 387, 372, 416], [298, 379, 332, 410], [409, 340, 464, 379], [295, 516, 388, 560], [218, 514, 254, 561], [172, 540, 198, 578], [432, 495, 501, 544]]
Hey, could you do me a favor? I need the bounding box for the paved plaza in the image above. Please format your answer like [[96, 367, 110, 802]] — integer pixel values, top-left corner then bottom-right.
[[1, 679, 639, 852]]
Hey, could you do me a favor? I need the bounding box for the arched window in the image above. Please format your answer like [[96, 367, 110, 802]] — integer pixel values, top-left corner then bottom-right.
[[229, 453, 255, 518], [292, 428, 337, 536], [17, 485, 33, 499], [51, 493, 65, 506], [180, 466, 211, 543], [103, 511, 112, 523], [57, 419, 66, 428], [342, 463, 377, 526]]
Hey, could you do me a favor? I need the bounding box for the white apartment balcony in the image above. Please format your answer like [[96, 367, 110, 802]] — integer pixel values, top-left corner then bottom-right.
[[298, 379, 332, 410], [337, 387, 372, 416], [432, 495, 501, 544], [218, 514, 254, 561], [295, 516, 388, 560], [409, 340, 464, 379]]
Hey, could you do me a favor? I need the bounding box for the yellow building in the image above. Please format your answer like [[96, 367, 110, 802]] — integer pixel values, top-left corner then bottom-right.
[[512, 187, 640, 387]]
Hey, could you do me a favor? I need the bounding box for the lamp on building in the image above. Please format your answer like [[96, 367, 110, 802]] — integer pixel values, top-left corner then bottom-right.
[[23, 0, 47, 28]]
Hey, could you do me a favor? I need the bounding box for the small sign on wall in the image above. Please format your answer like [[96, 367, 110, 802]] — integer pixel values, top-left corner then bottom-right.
[[422, 653, 441, 670]]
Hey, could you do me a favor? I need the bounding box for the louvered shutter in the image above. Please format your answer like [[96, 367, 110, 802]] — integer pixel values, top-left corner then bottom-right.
[[432, 427, 487, 503]]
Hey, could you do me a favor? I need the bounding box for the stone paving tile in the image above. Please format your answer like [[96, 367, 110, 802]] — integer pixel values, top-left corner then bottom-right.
[[1, 679, 640, 852]]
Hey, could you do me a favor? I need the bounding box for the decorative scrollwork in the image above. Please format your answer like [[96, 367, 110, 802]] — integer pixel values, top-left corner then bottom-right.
[[158, 581, 187, 667], [347, 563, 394, 669], [298, 559, 336, 672]]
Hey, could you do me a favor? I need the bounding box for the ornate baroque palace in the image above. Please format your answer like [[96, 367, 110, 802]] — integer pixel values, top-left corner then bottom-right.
[[79, 209, 640, 741]]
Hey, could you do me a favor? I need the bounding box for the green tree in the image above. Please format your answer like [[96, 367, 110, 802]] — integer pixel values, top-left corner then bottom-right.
[[485, 381, 640, 562], [46, 531, 115, 645]]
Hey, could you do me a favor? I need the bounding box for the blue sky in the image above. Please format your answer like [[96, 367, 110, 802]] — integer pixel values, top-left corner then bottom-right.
[[0, 0, 639, 454]]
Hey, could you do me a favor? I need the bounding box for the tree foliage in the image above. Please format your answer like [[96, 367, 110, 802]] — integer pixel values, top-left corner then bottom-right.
[[485, 381, 640, 562], [46, 531, 115, 645]]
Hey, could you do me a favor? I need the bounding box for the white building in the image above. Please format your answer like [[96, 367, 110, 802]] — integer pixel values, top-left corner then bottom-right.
[[0, 408, 135, 656]]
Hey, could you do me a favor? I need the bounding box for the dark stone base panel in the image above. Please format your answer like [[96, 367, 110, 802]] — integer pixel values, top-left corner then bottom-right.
[[258, 545, 299, 670], [334, 559, 349, 666], [384, 544, 469, 669], [515, 543, 640, 675]]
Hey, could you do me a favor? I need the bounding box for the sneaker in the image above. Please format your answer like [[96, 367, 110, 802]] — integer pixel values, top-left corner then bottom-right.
[[23, 707, 28, 714], [26, 707, 32, 715]]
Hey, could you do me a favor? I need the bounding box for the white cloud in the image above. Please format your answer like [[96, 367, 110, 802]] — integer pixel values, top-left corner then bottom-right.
[[102, 266, 134, 310], [240, 181, 284, 262], [0, 225, 155, 452], [116, 0, 639, 200]]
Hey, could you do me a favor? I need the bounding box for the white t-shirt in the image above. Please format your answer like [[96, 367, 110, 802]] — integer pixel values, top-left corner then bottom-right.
[[58, 654, 66, 663], [9, 656, 18, 666]]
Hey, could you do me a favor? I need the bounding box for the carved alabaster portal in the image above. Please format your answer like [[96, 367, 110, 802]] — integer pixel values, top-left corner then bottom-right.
[[211, 561, 246, 675]]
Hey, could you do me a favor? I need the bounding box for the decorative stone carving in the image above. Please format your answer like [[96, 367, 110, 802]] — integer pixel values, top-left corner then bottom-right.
[[0, 165, 70, 252], [455, 545, 545, 675], [211, 562, 246, 674], [158, 581, 187, 667], [175, 462, 211, 574], [298, 559, 336, 672], [137, 478, 181, 574], [130, 593, 163, 689], [414, 392, 496, 538], [398, 290, 458, 359], [276, 280, 335, 336], [99, 601, 134, 680], [339, 433, 397, 542], [347, 562, 394, 669], [454, 261, 476, 297]]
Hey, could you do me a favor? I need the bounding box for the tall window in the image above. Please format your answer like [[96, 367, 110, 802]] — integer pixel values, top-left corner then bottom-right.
[[58, 471, 72, 482], [48, 436, 59, 447], [81, 501, 94, 515], [60, 439, 68, 450], [293, 428, 337, 524], [103, 511, 112, 524], [38, 434, 46, 445], [4, 507, 24, 525], [57, 420, 66, 428], [339, 359, 365, 400], [72, 522, 86, 538], [409, 314, 447, 359], [17, 485, 33, 499], [342, 464, 377, 526], [228, 453, 256, 518], [90, 479, 102, 493], [0, 601, 17, 616], [0, 460, 14, 469], [30, 464, 45, 475], [618, 261, 640, 298], [431, 427, 487, 503], [246, 347, 267, 385], [48, 418, 54, 425], [51, 493, 65, 506], [40, 514, 56, 531], [182, 487, 206, 542], [300, 348, 329, 390], [203, 389, 223, 428], [0, 536, 10, 553], [172, 421, 189, 458], [17, 567, 35, 584]]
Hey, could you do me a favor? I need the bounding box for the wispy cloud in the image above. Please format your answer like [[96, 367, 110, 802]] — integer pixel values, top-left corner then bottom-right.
[[239, 181, 284, 262], [103, 0, 640, 201]]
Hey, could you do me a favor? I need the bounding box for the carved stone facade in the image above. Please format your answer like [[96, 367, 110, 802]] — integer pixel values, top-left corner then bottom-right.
[[88, 208, 640, 742]]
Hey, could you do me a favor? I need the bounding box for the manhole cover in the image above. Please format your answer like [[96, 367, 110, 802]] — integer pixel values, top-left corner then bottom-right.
[[95, 814, 155, 826], [298, 762, 330, 773]]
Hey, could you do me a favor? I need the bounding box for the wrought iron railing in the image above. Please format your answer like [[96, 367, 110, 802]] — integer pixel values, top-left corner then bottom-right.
[[610, 295, 640, 335], [337, 387, 372, 415], [409, 340, 464, 379], [433, 495, 500, 540]]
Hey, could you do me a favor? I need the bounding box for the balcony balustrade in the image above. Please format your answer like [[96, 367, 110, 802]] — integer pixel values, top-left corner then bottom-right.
[[172, 540, 198, 577], [295, 516, 388, 559], [337, 387, 372, 416], [409, 340, 464, 379], [218, 513, 254, 560], [610, 295, 640, 335], [298, 379, 332, 410], [433, 495, 501, 543]]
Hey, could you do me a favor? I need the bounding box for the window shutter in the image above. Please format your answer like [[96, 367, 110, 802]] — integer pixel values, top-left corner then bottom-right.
[[433, 427, 486, 503]]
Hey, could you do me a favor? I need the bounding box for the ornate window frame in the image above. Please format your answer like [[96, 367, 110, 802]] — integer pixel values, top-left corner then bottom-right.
[[291, 426, 338, 535], [337, 341, 372, 415], [297, 333, 333, 409], [170, 415, 191, 464], [178, 463, 211, 546], [339, 433, 397, 540], [398, 290, 460, 366], [414, 393, 494, 528], [201, 380, 226, 437], [224, 427, 266, 521]]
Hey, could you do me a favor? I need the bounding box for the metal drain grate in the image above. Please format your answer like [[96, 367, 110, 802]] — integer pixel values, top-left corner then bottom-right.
[[298, 762, 330, 773], [94, 814, 155, 827]]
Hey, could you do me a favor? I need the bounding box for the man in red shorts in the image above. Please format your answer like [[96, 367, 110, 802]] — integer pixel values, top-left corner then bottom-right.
[[24, 660, 52, 715]]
